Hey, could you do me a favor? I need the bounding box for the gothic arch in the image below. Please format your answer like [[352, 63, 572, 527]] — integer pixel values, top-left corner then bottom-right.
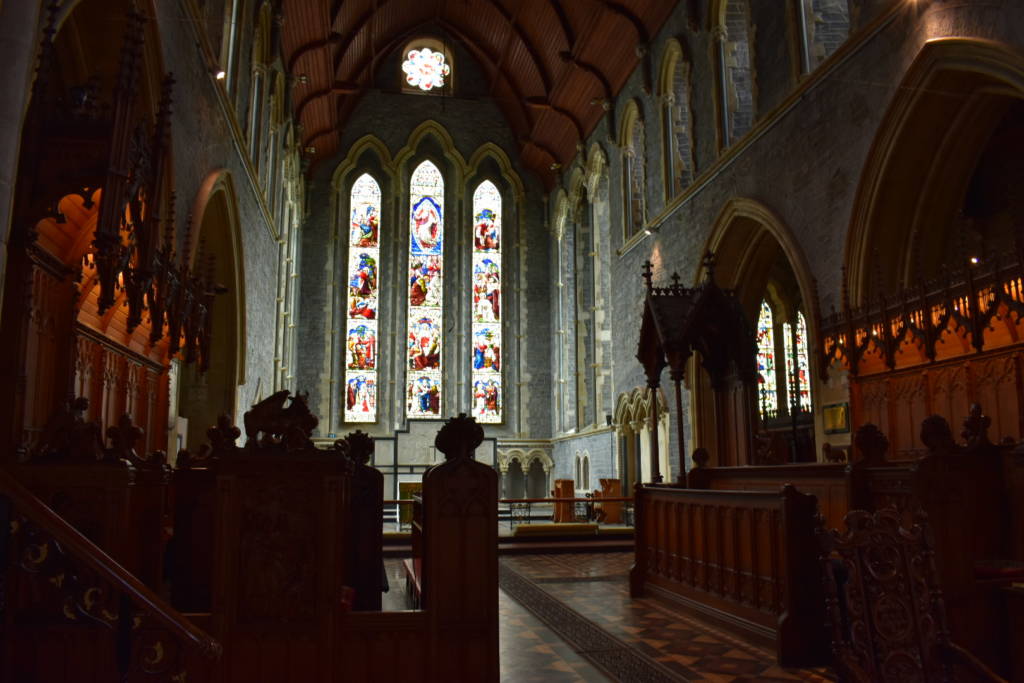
[[467, 143, 525, 201], [845, 38, 1024, 305], [657, 38, 695, 197], [614, 387, 670, 484], [695, 197, 822, 457], [584, 142, 609, 198], [699, 198, 821, 332], [331, 135, 396, 191], [177, 170, 245, 450], [618, 98, 647, 240], [394, 120, 468, 193], [189, 170, 246, 386]]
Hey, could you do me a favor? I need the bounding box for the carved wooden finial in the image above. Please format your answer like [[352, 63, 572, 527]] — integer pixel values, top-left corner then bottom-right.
[[669, 271, 684, 294], [961, 403, 991, 448], [435, 413, 484, 460], [920, 414, 956, 453], [854, 423, 888, 465], [702, 251, 716, 283], [341, 430, 374, 465], [107, 413, 143, 461], [641, 260, 653, 292], [207, 413, 240, 454], [36, 397, 105, 461]]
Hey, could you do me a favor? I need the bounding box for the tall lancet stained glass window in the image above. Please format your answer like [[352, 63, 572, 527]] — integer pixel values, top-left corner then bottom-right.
[[345, 174, 381, 422], [756, 300, 777, 419], [407, 161, 445, 418], [471, 181, 502, 423], [783, 312, 812, 413]]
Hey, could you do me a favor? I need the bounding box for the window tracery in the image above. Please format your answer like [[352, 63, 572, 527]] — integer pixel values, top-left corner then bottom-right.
[[402, 45, 451, 92]]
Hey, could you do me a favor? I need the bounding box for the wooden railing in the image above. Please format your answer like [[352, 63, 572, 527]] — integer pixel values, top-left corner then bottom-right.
[[0, 466, 221, 682], [630, 483, 827, 667]]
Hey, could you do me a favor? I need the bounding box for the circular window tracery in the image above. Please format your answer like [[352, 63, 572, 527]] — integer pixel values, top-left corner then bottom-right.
[[402, 46, 451, 92]]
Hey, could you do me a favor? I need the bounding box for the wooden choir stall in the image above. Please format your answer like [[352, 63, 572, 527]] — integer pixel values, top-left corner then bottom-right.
[[3, 389, 499, 682], [630, 261, 1024, 677]]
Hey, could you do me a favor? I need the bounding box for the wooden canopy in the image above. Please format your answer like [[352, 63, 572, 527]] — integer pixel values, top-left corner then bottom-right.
[[636, 253, 759, 477]]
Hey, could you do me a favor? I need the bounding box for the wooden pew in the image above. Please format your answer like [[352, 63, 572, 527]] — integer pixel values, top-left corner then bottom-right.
[[338, 413, 498, 682], [14, 410, 171, 593], [630, 484, 827, 667], [210, 427, 354, 682], [338, 430, 385, 611], [688, 462, 851, 531]]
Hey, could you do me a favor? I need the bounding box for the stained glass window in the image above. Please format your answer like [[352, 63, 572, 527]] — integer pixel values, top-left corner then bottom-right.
[[344, 173, 381, 422], [783, 312, 812, 413], [471, 180, 502, 424], [402, 47, 451, 92], [406, 161, 444, 418], [756, 300, 777, 419]]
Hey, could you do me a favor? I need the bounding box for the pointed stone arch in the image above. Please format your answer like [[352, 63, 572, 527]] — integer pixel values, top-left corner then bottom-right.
[[467, 142, 525, 201], [394, 120, 468, 194], [331, 135, 395, 192], [694, 197, 822, 460], [179, 169, 246, 449], [845, 38, 1024, 305]]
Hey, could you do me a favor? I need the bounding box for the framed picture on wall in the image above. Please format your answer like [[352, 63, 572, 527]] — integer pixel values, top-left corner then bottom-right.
[[823, 402, 850, 434]]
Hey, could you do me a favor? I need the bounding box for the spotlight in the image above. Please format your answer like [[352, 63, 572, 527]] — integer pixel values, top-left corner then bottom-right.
[[215, 69, 226, 80], [970, 256, 979, 265]]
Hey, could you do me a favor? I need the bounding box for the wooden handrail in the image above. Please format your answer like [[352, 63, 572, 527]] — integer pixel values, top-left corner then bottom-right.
[[0, 466, 222, 659]]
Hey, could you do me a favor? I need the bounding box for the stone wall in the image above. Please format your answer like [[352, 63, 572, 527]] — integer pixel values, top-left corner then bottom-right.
[[295, 30, 551, 441]]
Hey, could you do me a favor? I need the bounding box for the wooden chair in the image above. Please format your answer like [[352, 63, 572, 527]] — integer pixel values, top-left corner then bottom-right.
[[817, 507, 1006, 683]]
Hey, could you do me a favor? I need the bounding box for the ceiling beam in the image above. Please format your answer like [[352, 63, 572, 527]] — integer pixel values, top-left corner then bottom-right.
[[545, 0, 575, 51], [287, 32, 342, 74]]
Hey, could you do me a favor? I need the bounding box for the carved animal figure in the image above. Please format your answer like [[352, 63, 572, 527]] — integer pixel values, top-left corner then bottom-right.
[[243, 390, 318, 446]]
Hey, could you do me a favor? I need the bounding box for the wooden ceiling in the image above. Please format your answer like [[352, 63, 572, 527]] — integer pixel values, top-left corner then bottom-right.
[[280, 0, 681, 187]]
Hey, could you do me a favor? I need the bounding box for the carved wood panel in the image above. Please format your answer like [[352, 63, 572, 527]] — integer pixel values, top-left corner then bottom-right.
[[851, 350, 1024, 447], [890, 374, 927, 457], [972, 354, 1021, 442]]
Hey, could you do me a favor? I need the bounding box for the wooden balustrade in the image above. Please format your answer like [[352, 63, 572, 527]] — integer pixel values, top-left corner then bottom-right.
[[0, 466, 221, 682], [630, 484, 827, 667]]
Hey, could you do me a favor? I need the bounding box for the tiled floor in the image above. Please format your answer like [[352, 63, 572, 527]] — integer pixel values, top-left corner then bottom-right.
[[498, 553, 835, 683], [384, 553, 835, 682]]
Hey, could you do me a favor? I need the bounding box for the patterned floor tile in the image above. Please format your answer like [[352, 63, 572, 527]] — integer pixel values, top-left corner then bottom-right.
[[500, 552, 835, 683]]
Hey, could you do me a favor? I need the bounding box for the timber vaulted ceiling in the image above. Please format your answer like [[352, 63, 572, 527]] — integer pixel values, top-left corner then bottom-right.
[[280, 0, 680, 187]]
